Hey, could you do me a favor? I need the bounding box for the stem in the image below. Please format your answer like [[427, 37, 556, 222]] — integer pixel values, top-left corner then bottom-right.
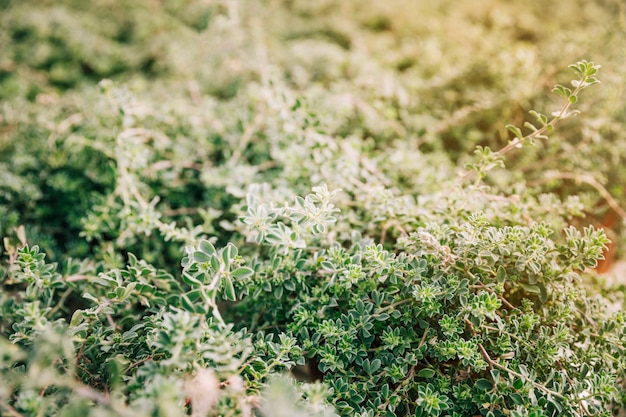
[[0, 400, 26, 417], [48, 288, 73, 317], [377, 364, 416, 412], [459, 268, 515, 310], [496, 78, 585, 158], [530, 172, 626, 221], [376, 298, 413, 315], [492, 361, 568, 401], [457, 71, 590, 185], [417, 325, 430, 349], [229, 112, 264, 165], [466, 319, 569, 402]]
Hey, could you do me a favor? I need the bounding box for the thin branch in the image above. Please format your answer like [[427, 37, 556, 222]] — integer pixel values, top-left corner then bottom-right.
[[0, 400, 26, 417], [456, 69, 589, 186], [162, 207, 201, 217], [229, 113, 264, 165], [465, 319, 569, 402], [48, 288, 73, 317], [531, 172, 626, 222]]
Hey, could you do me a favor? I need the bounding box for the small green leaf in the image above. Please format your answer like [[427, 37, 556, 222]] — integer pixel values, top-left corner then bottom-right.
[[223, 276, 236, 301], [186, 289, 202, 302], [506, 124, 523, 139], [69, 310, 84, 327], [179, 294, 196, 312], [210, 256, 220, 272], [520, 283, 540, 293], [232, 267, 254, 279], [193, 251, 212, 263], [370, 358, 381, 373], [552, 84, 572, 98], [82, 292, 99, 303], [225, 243, 238, 260], [417, 368, 436, 378], [475, 379, 493, 390], [182, 272, 203, 286], [273, 285, 283, 299], [496, 266, 506, 284], [375, 313, 390, 321], [523, 121, 538, 132], [116, 287, 126, 300], [199, 240, 216, 256], [321, 261, 334, 270], [529, 110, 548, 126], [122, 282, 136, 301]]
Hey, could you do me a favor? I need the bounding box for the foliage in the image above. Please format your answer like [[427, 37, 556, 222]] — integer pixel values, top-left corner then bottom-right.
[[1, 1, 626, 417]]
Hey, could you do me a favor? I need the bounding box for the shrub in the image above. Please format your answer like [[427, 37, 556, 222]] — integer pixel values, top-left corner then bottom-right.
[[2, 59, 625, 416], [1, 1, 626, 417]]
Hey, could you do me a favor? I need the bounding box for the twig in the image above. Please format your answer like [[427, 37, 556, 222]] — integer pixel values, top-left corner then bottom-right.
[[465, 319, 569, 402], [0, 400, 26, 417], [530, 172, 626, 222], [462, 268, 515, 310], [377, 364, 416, 411], [456, 67, 591, 186], [123, 355, 155, 375], [417, 325, 430, 349], [229, 113, 264, 165], [162, 207, 201, 217], [48, 288, 73, 317]]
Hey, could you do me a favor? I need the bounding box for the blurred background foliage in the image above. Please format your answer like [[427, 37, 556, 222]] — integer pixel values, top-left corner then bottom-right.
[[1, 0, 625, 273]]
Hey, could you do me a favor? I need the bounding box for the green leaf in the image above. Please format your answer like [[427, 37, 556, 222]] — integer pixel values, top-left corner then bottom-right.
[[193, 251, 212, 263], [273, 285, 283, 299], [116, 286, 126, 300], [370, 358, 381, 373], [223, 276, 236, 301], [375, 313, 390, 321], [417, 368, 436, 378], [182, 272, 203, 286], [186, 289, 202, 302], [475, 379, 493, 390], [509, 393, 524, 405], [121, 282, 136, 301], [179, 294, 195, 312], [519, 283, 540, 293], [506, 124, 523, 139], [199, 239, 216, 256], [69, 310, 84, 327], [523, 121, 538, 132], [552, 84, 572, 98], [321, 261, 334, 270], [224, 243, 238, 261], [496, 266, 506, 283], [529, 110, 548, 126], [210, 256, 220, 272], [82, 292, 99, 303], [232, 267, 254, 279]]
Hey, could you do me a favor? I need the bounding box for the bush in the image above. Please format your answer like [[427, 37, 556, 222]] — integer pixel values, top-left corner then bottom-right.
[[1, 1, 626, 417]]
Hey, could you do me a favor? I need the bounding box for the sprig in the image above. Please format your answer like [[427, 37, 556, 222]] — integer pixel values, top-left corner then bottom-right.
[[463, 60, 601, 182]]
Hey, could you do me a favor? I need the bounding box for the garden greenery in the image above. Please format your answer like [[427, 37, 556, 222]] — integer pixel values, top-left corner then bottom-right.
[[1, 1, 626, 417]]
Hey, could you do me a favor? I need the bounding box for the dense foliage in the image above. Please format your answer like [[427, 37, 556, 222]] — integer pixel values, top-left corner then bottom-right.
[[1, 1, 626, 417]]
